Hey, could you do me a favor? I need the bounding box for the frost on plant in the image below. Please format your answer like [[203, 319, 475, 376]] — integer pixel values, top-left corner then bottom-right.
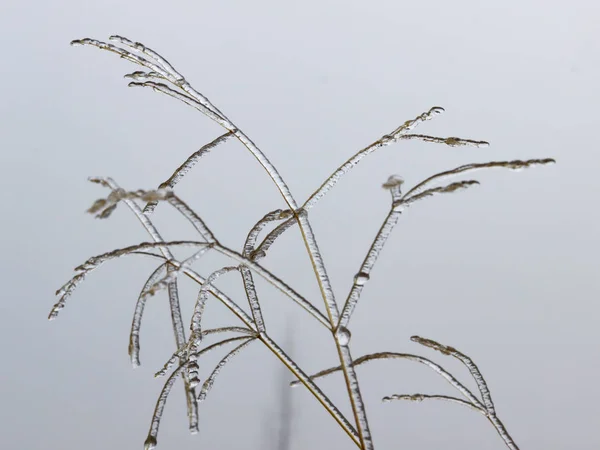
[[52, 35, 555, 450]]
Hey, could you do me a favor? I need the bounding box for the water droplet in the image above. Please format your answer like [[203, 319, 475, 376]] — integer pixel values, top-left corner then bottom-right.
[[354, 272, 370, 286], [144, 436, 157, 450], [430, 106, 445, 115], [336, 327, 351, 345]]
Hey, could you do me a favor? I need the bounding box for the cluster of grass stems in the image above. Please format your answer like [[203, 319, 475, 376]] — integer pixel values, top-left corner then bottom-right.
[[51, 35, 555, 450]]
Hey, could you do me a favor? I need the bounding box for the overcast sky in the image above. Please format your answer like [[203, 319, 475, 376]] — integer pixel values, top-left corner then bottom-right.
[[1, 1, 599, 449]]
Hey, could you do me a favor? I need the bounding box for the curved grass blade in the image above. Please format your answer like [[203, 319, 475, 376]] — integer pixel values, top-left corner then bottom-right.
[[144, 363, 186, 450], [198, 337, 255, 402], [399, 134, 489, 147], [403, 158, 556, 200], [129, 262, 168, 367], [382, 393, 485, 414], [397, 180, 480, 209], [49, 241, 204, 321], [143, 131, 235, 214], [303, 106, 445, 210], [411, 335, 496, 414], [292, 351, 484, 408]]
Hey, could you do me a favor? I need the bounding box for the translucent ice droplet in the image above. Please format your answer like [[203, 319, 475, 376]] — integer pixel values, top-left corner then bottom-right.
[[354, 272, 370, 286], [336, 327, 351, 345], [144, 436, 157, 450]]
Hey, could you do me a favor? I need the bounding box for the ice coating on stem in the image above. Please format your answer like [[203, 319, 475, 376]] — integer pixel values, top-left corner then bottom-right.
[[156, 335, 254, 378], [88, 177, 198, 431], [399, 133, 489, 147], [403, 158, 556, 200], [397, 180, 480, 209], [165, 195, 217, 243], [129, 262, 168, 367], [142, 246, 213, 298], [303, 106, 444, 210], [145, 363, 186, 449], [95, 33, 299, 209], [292, 351, 484, 409], [191, 266, 240, 337], [128, 81, 227, 125], [411, 335, 496, 415], [217, 246, 329, 328], [338, 207, 402, 329], [124, 70, 163, 82], [143, 132, 234, 214], [259, 334, 360, 445], [237, 209, 290, 333], [110, 35, 185, 83], [382, 394, 485, 413], [239, 267, 265, 332], [244, 209, 289, 259], [338, 344, 373, 450], [251, 215, 297, 260], [198, 337, 255, 401], [49, 240, 203, 321], [296, 212, 339, 324], [187, 267, 241, 384], [70, 38, 175, 82]]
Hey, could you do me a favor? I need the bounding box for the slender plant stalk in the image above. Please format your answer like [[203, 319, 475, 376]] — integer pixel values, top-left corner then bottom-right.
[[78, 35, 374, 449], [52, 35, 556, 450], [88, 178, 360, 447]]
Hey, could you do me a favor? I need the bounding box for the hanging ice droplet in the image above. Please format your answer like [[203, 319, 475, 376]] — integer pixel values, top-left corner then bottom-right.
[[336, 327, 351, 345], [144, 436, 157, 450], [354, 272, 370, 286], [189, 377, 200, 389]]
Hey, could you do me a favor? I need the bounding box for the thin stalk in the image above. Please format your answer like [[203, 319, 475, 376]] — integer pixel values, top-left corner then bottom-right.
[[77, 37, 376, 448], [89, 177, 199, 433], [87, 180, 359, 447], [260, 333, 360, 447]]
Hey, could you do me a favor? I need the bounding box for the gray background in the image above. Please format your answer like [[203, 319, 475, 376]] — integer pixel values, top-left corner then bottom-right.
[[1, 0, 598, 449]]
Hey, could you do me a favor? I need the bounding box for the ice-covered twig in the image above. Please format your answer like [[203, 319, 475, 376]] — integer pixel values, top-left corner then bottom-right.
[[73, 37, 375, 448], [198, 337, 256, 401], [302, 106, 445, 211], [411, 336, 520, 450], [49, 240, 206, 321], [291, 351, 484, 409], [411, 336, 496, 415], [397, 180, 480, 209], [382, 394, 486, 414], [337, 177, 405, 329], [144, 363, 186, 450], [142, 131, 234, 214], [403, 158, 556, 200], [399, 134, 489, 147], [156, 335, 255, 379]]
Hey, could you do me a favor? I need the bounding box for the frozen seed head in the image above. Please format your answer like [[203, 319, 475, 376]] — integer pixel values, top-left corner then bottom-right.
[[382, 175, 404, 190], [336, 326, 351, 345]]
